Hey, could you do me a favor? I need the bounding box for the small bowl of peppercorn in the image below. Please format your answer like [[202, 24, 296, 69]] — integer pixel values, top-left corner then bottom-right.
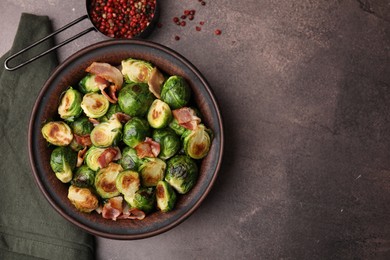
[[88, 0, 159, 39]]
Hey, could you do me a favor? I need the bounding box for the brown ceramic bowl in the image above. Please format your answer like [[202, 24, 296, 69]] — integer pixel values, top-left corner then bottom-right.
[[28, 39, 223, 240]]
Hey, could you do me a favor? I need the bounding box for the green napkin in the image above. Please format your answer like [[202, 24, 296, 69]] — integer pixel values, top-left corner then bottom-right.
[[0, 13, 94, 260]]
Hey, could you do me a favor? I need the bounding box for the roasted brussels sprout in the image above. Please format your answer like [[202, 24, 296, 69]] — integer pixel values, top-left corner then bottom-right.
[[152, 128, 180, 160], [95, 163, 123, 199], [68, 185, 99, 213], [84, 146, 106, 171], [147, 99, 172, 129], [131, 187, 156, 213], [139, 157, 166, 187], [168, 118, 186, 136], [78, 73, 105, 94], [182, 124, 212, 159], [90, 116, 122, 147], [50, 146, 77, 183], [70, 116, 94, 136], [120, 146, 140, 170], [156, 180, 177, 212], [41, 121, 73, 146], [118, 83, 154, 117], [58, 87, 83, 122], [121, 58, 153, 83], [123, 117, 151, 148], [160, 76, 191, 109], [71, 165, 95, 188], [165, 155, 198, 194], [116, 170, 140, 205], [81, 93, 110, 118]]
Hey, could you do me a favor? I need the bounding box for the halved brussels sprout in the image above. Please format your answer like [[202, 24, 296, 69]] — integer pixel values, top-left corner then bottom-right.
[[81, 93, 110, 118], [41, 121, 73, 146], [118, 83, 154, 117], [182, 124, 212, 159], [50, 146, 77, 183], [168, 118, 186, 136], [160, 76, 191, 109], [123, 117, 151, 148], [147, 99, 172, 129], [71, 165, 95, 188], [116, 170, 140, 205], [99, 104, 123, 122], [165, 155, 198, 194], [90, 116, 122, 147], [156, 180, 177, 212], [79, 73, 105, 94], [58, 87, 83, 122], [95, 163, 123, 199], [70, 116, 94, 136], [131, 187, 156, 213], [139, 157, 166, 187], [120, 146, 141, 170], [121, 58, 153, 83], [84, 146, 106, 171], [68, 185, 99, 213], [152, 128, 180, 160]]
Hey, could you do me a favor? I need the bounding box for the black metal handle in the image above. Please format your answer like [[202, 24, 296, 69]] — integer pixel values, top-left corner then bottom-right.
[[4, 15, 96, 71]]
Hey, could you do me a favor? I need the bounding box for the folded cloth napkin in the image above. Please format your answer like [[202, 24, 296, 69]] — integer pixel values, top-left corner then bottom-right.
[[0, 13, 94, 260]]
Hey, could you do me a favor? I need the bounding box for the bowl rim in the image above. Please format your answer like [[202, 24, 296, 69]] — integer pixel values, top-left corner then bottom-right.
[[28, 39, 224, 239]]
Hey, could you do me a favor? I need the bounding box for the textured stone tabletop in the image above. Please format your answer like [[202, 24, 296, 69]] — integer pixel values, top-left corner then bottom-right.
[[1, 0, 390, 259]]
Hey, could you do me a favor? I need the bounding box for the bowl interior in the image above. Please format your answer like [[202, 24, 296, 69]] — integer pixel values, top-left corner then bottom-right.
[[28, 39, 223, 239]]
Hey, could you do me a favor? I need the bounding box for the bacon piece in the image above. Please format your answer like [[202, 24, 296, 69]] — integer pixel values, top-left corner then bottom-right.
[[114, 112, 131, 123], [102, 196, 123, 221], [118, 208, 146, 220], [73, 134, 92, 147], [77, 146, 88, 167], [147, 67, 165, 98], [135, 138, 160, 158], [172, 107, 201, 130], [88, 118, 100, 126], [98, 147, 119, 169], [86, 62, 123, 103]]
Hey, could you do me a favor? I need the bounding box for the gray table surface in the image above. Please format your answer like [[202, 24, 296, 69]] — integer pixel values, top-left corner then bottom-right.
[[2, 0, 390, 259]]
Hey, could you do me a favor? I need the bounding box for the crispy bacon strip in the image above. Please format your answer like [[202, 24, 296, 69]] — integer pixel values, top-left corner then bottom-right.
[[73, 134, 92, 147], [102, 196, 123, 221], [135, 138, 160, 158], [172, 107, 201, 130], [114, 112, 131, 123], [98, 147, 119, 169], [118, 208, 146, 220], [88, 118, 100, 126], [76, 146, 88, 167], [86, 62, 123, 103]]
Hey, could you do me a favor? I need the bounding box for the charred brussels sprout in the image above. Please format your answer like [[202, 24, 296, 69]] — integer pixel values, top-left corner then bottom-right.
[[71, 165, 95, 188], [182, 124, 212, 159], [165, 155, 198, 194], [116, 170, 140, 205], [147, 99, 172, 129], [68, 185, 99, 213], [79, 74, 105, 94], [139, 157, 166, 187], [58, 87, 83, 122], [95, 163, 123, 198], [160, 76, 191, 109], [41, 121, 73, 146], [84, 146, 106, 171], [118, 83, 154, 117], [156, 180, 177, 212], [123, 117, 150, 148], [81, 93, 110, 118], [70, 116, 94, 136], [153, 128, 180, 160], [121, 58, 153, 83], [132, 187, 156, 213], [120, 146, 140, 170], [50, 146, 77, 183], [90, 116, 122, 147]]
